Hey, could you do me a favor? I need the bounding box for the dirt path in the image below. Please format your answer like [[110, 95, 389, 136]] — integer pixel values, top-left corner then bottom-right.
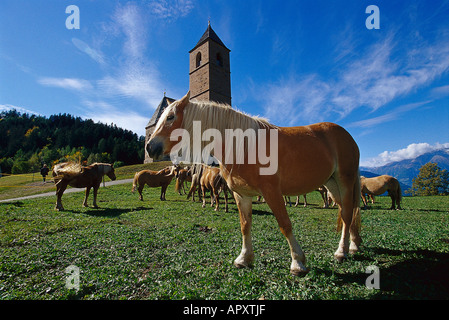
[[0, 178, 134, 203]]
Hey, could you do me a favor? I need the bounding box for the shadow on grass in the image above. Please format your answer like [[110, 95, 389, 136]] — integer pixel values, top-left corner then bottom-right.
[[319, 246, 449, 299], [69, 207, 132, 217], [0, 201, 25, 207]]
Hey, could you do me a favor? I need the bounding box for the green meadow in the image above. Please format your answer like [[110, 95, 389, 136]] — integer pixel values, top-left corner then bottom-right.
[[0, 168, 448, 300]]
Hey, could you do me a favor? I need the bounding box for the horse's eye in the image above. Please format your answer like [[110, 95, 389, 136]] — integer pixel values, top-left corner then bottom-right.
[[167, 114, 175, 121]]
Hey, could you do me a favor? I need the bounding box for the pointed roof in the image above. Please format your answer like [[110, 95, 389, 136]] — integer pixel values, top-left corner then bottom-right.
[[146, 96, 176, 129], [189, 23, 230, 53]]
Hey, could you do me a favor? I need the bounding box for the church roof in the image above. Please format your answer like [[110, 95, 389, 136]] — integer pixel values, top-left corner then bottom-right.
[[146, 96, 176, 129], [189, 23, 230, 53]]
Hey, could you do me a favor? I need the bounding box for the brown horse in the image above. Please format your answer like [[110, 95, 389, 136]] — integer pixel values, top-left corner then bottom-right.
[[285, 186, 329, 208], [146, 92, 361, 275], [361, 175, 402, 210], [131, 167, 174, 201], [187, 164, 205, 202], [200, 165, 229, 212], [173, 165, 192, 195], [52, 162, 116, 211]]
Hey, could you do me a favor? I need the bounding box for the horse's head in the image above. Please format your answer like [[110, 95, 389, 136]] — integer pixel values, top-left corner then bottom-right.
[[101, 164, 116, 181], [146, 92, 190, 161]]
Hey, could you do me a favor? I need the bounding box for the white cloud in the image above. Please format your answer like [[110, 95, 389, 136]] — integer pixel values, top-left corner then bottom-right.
[[348, 100, 432, 128], [361, 142, 449, 167], [432, 84, 449, 97], [38, 77, 93, 91], [0, 104, 41, 116], [149, 0, 194, 21], [113, 3, 148, 59], [260, 32, 449, 126], [72, 38, 105, 65], [82, 100, 149, 136]]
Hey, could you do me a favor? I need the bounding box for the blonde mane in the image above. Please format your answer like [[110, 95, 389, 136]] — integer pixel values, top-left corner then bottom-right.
[[56, 162, 83, 174], [182, 99, 277, 134]]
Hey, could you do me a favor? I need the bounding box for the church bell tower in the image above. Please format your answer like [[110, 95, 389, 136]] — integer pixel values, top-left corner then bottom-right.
[[189, 23, 231, 106]]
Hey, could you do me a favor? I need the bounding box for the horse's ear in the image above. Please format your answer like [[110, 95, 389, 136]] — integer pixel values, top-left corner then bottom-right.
[[178, 91, 190, 109]]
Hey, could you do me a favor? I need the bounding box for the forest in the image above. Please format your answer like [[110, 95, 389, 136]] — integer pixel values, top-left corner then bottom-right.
[[0, 109, 145, 174]]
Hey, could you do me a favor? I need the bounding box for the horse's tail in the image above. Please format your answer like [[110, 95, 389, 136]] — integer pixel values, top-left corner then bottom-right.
[[337, 171, 362, 234], [131, 172, 139, 193]]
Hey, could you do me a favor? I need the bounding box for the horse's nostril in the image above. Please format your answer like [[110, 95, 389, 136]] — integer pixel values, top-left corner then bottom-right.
[[147, 139, 163, 159]]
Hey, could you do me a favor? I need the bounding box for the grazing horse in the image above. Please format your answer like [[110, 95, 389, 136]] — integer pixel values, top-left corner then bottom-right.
[[131, 167, 174, 201], [174, 165, 192, 195], [361, 175, 402, 210], [52, 162, 116, 211], [187, 164, 206, 202], [200, 166, 229, 212], [146, 92, 361, 275]]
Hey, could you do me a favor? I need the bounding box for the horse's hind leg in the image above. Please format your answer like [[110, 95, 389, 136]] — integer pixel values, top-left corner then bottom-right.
[[233, 193, 254, 268], [388, 191, 395, 210], [329, 177, 361, 262], [262, 188, 308, 275], [92, 186, 99, 208], [161, 185, 168, 201], [83, 187, 91, 207], [223, 186, 229, 213]]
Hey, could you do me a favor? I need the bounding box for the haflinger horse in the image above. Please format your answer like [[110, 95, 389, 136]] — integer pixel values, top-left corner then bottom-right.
[[173, 165, 192, 195], [146, 92, 361, 275], [131, 167, 174, 201], [360, 175, 402, 210], [52, 162, 116, 211], [187, 164, 206, 202], [200, 165, 229, 212]]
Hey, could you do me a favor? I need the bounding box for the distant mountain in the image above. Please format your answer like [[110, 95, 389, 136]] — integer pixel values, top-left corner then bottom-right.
[[360, 148, 449, 193]]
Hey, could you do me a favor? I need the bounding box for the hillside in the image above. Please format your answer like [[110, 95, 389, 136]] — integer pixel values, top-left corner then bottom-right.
[[0, 109, 145, 174], [360, 148, 449, 192]]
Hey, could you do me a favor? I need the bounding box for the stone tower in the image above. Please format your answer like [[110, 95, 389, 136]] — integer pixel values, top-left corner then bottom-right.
[[189, 23, 231, 105], [144, 24, 231, 163]]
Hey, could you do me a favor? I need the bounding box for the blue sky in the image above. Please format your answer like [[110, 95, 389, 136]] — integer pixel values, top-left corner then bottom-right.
[[1, 0, 449, 167]]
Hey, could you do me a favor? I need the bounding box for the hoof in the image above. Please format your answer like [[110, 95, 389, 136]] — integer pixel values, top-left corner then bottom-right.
[[233, 260, 253, 269], [349, 242, 360, 255], [290, 267, 309, 277], [334, 252, 347, 263], [233, 254, 254, 269]]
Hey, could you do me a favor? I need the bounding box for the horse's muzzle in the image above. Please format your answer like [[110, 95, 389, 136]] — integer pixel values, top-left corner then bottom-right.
[[146, 138, 164, 160]]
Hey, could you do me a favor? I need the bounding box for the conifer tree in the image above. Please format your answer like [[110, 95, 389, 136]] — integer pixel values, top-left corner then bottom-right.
[[410, 162, 449, 196]]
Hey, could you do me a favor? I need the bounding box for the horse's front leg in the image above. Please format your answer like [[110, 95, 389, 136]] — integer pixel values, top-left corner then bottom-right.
[[262, 188, 308, 276], [83, 187, 91, 207], [55, 180, 67, 211], [213, 189, 220, 211], [138, 186, 144, 201], [201, 186, 207, 208], [233, 193, 254, 268]]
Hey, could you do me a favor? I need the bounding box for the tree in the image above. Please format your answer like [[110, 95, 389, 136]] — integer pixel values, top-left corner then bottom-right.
[[410, 162, 449, 196]]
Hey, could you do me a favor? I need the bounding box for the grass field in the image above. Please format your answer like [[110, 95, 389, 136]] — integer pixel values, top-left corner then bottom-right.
[[1, 169, 448, 300]]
